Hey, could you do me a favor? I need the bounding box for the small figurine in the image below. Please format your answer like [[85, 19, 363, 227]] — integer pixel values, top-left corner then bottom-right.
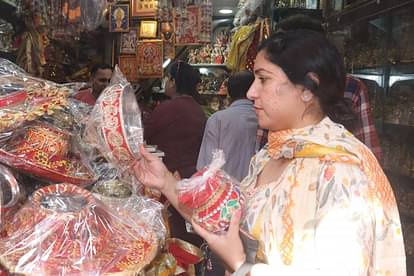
[[188, 49, 197, 64]]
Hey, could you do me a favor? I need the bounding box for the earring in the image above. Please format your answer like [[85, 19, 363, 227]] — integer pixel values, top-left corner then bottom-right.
[[302, 92, 312, 102]]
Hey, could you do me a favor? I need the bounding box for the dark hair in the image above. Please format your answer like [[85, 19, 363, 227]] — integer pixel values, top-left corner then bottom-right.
[[91, 63, 112, 76], [259, 30, 358, 132], [278, 14, 325, 34], [169, 61, 201, 97], [228, 71, 254, 100]]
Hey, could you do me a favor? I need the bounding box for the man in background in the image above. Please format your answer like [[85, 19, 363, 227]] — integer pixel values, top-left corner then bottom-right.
[[74, 63, 112, 105], [197, 70, 258, 182], [277, 14, 382, 161]]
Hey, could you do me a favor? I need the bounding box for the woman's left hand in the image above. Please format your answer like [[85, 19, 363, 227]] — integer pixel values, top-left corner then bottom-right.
[[191, 211, 246, 272]]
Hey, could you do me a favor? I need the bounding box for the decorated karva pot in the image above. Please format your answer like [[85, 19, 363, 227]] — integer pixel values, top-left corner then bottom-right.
[[0, 123, 95, 185], [96, 83, 143, 168], [179, 169, 242, 233], [0, 183, 159, 275]]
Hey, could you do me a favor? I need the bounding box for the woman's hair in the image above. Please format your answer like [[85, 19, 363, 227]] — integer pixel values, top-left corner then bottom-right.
[[258, 30, 358, 132], [168, 61, 201, 97]]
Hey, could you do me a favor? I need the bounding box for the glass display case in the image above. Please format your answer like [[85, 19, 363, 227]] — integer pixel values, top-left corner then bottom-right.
[[328, 2, 414, 270], [191, 64, 230, 116]]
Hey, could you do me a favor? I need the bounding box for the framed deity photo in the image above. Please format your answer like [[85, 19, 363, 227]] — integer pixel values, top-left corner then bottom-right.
[[139, 21, 158, 39], [120, 29, 137, 54], [132, 0, 158, 17], [119, 55, 139, 82], [109, 4, 130, 32], [136, 40, 163, 78], [174, 5, 201, 46]]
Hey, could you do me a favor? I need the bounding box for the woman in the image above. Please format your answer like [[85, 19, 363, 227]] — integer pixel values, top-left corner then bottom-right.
[[144, 60, 206, 246], [135, 31, 405, 275]]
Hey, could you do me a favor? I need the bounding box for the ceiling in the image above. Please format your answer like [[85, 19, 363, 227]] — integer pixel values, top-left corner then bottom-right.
[[212, 0, 239, 17]]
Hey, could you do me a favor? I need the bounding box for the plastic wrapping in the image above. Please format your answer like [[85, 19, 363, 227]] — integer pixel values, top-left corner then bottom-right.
[[0, 122, 96, 186], [177, 150, 243, 233], [0, 59, 26, 76], [0, 183, 160, 275], [233, 0, 264, 26], [0, 59, 69, 134], [92, 179, 167, 241], [80, 0, 108, 31], [86, 65, 143, 177], [0, 165, 22, 230]]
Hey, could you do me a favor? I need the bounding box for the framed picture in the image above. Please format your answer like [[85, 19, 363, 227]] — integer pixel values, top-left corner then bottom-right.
[[136, 40, 163, 78], [131, 0, 158, 17], [109, 4, 129, 32], [174, 5, 201, 46], [120, 29, 137, 54], [139, 21, 158, 39], [119, 55, 139, 82]]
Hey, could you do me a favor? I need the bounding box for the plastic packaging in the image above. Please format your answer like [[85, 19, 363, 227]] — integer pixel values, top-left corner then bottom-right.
[[86, 65, 143, 176], [0, 121, 96, 186], [0, 59, 26, 76], [80, 0, 107, 31], [0, 58, 69, 134], [0, 183, 160, 275], [92, 179, 167, 241], [233, 0, 264, 26], [0, 165, 21, 230], [177, 150, 243, 233]]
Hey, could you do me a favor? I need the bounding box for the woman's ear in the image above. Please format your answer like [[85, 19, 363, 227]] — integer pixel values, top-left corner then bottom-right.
[[301, 90, 313, 102]]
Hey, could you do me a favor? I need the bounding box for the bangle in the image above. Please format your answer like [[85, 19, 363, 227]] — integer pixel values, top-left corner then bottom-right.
[[231, 262, 254, 276]]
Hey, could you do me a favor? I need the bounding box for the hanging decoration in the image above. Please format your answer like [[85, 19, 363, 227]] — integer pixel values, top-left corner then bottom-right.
[[136, 40, 163, 78], [199, 0, 213, 43], [109, 4, 130, 32], [139, 21, 158, 39], [174, 5, 201, 46], [119, 55, 139, 82], [132, 0, 159, 17], [120, 29, 138, 54]]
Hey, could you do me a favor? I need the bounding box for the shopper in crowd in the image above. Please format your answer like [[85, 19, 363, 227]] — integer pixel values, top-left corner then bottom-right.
[[134, 30, 405, 275], [144, 60, 206, 247], [74, 63, 112, 105], [278, 14, 382, 161], [197, 70, 257, 182]]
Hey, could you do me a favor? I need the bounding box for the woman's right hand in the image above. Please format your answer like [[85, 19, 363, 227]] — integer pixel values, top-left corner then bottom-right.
[[133, 145, 176, 192]]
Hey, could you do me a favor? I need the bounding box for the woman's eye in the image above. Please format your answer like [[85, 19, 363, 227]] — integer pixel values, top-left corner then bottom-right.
[[259, 77, 267, 83]]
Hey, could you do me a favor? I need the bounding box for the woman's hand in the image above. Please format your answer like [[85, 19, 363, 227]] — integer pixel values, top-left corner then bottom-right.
[[191, 210, 246, 272], [133, 145, 176, 192]]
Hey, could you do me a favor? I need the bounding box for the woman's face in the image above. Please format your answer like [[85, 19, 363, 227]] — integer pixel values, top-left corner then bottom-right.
[[247, 50, 307, 131]]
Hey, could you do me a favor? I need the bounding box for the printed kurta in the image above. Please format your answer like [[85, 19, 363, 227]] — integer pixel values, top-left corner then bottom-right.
[[240, 117, 405, 275]]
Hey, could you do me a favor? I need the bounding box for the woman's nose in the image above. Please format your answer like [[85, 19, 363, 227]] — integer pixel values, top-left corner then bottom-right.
[[247, 82, 258, 100]]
